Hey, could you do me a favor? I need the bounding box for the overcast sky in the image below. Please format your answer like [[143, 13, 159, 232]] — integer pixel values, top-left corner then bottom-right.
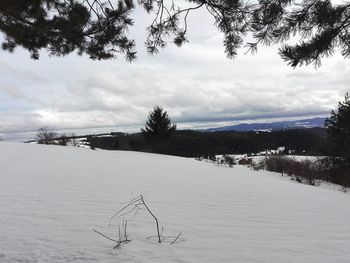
[[0, 5, 349, 140]]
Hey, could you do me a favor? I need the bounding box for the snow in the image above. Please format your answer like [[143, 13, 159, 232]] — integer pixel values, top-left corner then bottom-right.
[[284, 155, 322, 162], [1, 142, 350, 262]]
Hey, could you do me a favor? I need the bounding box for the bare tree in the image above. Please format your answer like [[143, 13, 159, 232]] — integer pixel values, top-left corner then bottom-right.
[[36, 127, 57, 144]]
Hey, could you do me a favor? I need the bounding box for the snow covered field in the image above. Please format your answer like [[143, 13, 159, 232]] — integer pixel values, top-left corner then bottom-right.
[[1, 142, 350, 263]]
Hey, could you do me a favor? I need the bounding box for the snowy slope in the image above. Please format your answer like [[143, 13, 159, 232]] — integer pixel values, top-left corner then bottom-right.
[[0, 142, 349, 263]]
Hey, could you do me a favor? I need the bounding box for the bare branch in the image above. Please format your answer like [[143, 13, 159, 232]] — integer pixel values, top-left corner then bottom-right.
[[93, 229, 120, 243], [140, 195, 161, 243]]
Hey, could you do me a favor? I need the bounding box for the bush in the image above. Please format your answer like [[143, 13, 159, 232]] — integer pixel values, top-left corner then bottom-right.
[[264, 156, 326, 186], [326, 167, 350, 187], [57, 134, 69, 146], [264, 156, 350, 188]]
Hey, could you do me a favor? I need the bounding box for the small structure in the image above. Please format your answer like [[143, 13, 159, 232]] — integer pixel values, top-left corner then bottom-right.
[[238, 158, 253, 165]]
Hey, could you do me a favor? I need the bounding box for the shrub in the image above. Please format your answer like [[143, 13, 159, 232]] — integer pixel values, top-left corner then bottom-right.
[[264, 156, 326, 186]]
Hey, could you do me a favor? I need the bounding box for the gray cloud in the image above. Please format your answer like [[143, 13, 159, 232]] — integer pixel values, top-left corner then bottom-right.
[[0, 84, 27, 100], [0, 60, 47, 83]]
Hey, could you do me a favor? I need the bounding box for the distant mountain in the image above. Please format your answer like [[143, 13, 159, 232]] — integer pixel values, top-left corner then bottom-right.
[[205, 117, 326, 132]]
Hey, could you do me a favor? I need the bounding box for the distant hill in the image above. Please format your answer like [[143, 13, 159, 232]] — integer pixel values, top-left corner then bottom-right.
[[204, 117, 326, 132]]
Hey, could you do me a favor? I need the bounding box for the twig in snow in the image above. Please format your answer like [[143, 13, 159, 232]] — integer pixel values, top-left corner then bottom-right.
[[93, 219, 131, 249], [96, 194, 182, 250], [93, 229, 119, 243], [140, 194, 162, 243], [170, 232, 182, 245]]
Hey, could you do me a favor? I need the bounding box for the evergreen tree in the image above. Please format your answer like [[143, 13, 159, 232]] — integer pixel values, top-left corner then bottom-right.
[[141, 106, 177, 144], [0, 0, 136, 60], [325, 93, 350, 168], [1, 0, 350, 66]]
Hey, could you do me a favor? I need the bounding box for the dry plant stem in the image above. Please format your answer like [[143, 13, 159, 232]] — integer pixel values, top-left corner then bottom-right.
[[109, 196, 143, 225], [94, 219, 131, 249], [124, 219, 128, 240], [93, 229, 119, 243], [113, 239, 131, 250], [140, 195, 161, 243], [107, 194, 180, 245], [146, 227, 164, 239], [170, 232, 182, 245]]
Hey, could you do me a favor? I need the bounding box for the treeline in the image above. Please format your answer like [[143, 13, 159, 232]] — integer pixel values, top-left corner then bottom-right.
[[86, 128, 331, 157]]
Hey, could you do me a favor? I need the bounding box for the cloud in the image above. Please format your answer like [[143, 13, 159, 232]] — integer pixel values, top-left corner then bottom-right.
[[0, 60, 47, 82], [0, 111, 42, 133], [0, 7, 349, 139], [0, 84, 27, 100]]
